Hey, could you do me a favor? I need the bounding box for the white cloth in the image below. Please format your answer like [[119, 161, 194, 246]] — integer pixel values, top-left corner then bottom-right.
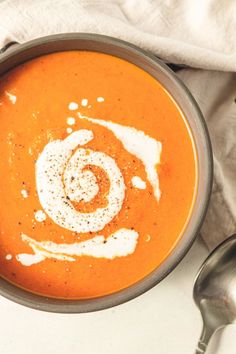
[[0, 0, 235, 249], [178, 70, 236, 250]]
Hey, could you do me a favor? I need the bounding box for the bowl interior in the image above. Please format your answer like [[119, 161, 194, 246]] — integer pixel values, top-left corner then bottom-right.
[[0, 33, 213, 313]]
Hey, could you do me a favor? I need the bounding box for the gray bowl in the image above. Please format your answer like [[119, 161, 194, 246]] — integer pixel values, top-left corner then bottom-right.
[[0, 33, 213, 313]]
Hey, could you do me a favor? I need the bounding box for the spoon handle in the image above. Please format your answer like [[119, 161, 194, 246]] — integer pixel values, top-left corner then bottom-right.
[[195, 340, 207, 353], [195, 324, 215, 354]]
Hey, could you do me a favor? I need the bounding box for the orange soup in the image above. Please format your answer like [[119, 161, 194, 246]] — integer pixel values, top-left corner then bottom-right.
[[0, 51, 196, 299]]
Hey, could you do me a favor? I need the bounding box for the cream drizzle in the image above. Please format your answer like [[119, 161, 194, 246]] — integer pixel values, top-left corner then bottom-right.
[[21, 189, 29, 198], [77, 112, 162, 201], [5, 91, 17, 104], [68, 102, 78, 110], [16, 229, 139, 266], [36, 129, 125, 233], [131, 176, 147, 189], [67, 117, 75, 125]]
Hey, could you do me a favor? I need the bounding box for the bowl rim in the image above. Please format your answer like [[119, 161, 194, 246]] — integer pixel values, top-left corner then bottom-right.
[[0, 33, 213, 313]]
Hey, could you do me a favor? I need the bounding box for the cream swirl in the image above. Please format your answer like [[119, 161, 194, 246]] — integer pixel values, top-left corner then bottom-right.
[[36, 129, 125, 233], [16, 116, 162, 266]]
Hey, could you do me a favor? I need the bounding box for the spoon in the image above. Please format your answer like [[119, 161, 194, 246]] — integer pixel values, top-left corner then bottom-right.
[[193, 234, 236, 353]]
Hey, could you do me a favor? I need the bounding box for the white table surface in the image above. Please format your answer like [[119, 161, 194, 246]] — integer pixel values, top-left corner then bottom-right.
[[0, 238, 207, 354]]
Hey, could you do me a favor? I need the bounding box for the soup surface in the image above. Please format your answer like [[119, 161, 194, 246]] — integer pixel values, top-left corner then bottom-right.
[[0, 51, 196, 299]]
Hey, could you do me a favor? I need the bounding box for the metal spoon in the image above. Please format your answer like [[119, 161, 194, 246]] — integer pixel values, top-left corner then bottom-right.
[[193, 234, 236, 353]]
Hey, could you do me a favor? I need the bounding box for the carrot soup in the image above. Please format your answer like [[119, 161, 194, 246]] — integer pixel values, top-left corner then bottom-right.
[[0, 51, 196, 299]]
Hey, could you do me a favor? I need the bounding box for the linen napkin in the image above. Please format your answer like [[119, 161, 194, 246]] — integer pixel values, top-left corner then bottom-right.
[[0, 0, 235, 250]]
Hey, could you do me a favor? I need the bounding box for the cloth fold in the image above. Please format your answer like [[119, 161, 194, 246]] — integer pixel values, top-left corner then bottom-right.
[[0, 0, 235, 249]]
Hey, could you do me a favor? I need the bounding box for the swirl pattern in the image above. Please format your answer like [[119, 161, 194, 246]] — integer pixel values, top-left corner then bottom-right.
[[16, 115, 162, 265], [36, 129, 125, 233]]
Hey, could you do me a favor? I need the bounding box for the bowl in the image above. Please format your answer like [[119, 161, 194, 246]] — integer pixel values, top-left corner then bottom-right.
[[0, 33, 213, 313]]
